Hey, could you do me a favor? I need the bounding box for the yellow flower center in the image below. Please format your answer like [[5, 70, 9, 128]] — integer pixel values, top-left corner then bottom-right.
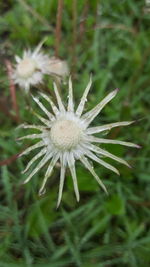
[[50, 120, 82, 150], [17, 58, 36, 78]]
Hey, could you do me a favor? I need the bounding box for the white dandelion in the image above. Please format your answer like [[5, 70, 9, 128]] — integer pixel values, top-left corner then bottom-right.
[[18, 77, 139, 207], [12, 41, 50, 92]]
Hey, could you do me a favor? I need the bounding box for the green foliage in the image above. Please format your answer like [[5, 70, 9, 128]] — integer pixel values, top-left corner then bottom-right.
[[0, 0, 150, 266], [105, 194, 125, 215]]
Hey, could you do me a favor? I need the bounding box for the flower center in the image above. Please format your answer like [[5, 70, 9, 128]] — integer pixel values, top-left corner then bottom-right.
[[50, 120, 82, 150], [17, 58, 36, 78]]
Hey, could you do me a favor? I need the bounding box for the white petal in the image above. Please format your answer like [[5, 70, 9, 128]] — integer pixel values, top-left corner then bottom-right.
[[15, 55, 21, 63], [23, 152, 53, 184], [67, 76, 74, 112], [18, 123, 46, 131], [39, 92, 59, 116], [87, 121, 134, 134], [22, 147, 47, 173], [57, 153, 67, 208], [82, 89, 119, 126], [33, 37, 47, 55], [39, 153, 60, 195], [67, 153, 80, 202], [23, 82, 30, 92], [89, 144, 131, 168], [19, 141, 45, 157], [53, 82, 66, 113], [30, 109, 52, 127], [86, 150, 119, 175], [87, 136, 140, 148], [23, 50, 29, 58], [32, 95, 55, 121], [76, 75, 92, 117], [18, 133, 45, 140], [80, 156, 107, 193]]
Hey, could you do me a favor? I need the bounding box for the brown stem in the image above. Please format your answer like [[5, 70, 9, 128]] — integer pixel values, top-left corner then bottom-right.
[[5, 60, 20, 122], [79, 0, 89, 42], [55, 0, 64, 57], [71, 0, 77, 76], [0, 149, 25, 166], [0, 97, 18, 123]]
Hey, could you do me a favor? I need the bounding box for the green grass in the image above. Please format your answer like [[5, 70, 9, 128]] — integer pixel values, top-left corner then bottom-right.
[[0, 0, 150, 266]]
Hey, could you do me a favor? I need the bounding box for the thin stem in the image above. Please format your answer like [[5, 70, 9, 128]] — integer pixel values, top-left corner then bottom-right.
[[79, 0, 89, 42], [5, 60, 20, 122], [17, 0, 53, 31], [71, 0, 77, 75], [55, 0, 64, 57], [0, 149, 26, 166]]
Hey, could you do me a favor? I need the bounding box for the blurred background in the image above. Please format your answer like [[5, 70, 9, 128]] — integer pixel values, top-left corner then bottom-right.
[[0, 0, 150, 266]]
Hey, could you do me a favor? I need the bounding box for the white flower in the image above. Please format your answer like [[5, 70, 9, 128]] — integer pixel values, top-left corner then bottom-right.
[[48, 57, 69, 79], [13, 41, 50, 92], [19, 77, 139, 207]]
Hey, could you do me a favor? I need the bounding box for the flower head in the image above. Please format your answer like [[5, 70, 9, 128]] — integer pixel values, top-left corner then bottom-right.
[[13, 41, 50, 92], [19, 77, 139, 207]]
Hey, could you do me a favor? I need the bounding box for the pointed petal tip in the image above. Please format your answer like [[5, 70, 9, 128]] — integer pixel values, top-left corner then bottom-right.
[[128, 163, 132, 169], [89, 73, 93, 81], [116, 170, 120, 176], [110, 88, 119, 95], [135, 144, 142, 149], [31, 94, 37, 103], [113, 88, 120, 95], [99, 181, 108, 194], [16, 137, 21, 142], [56, 203, 60, 209], [16, 123, 26, 130], [77, 196, 80, 202], [17, 154, 22, 158], [130, 119, 139, 125], [56, 200, 62, 209], [103, 185, 108, 195], [31, 94, 40, 102], [22, 179, 29, 185], [38, 188, 46, 196], [105, 189, 109, 195], [15, 55, 21, 62], [31, 94, 36, 100], [34, 37, 48, 54], [134, 117, 145, 123]]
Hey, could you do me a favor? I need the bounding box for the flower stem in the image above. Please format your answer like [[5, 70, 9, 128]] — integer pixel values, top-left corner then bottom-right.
[[55, 0, 64, 57], [5, 60, 20, 122]]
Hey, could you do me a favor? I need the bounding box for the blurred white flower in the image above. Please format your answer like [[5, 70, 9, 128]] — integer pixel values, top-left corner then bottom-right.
[[19, 77, 139, 207], [13, 41, 50, 92], [48, 57, 69, 79]]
